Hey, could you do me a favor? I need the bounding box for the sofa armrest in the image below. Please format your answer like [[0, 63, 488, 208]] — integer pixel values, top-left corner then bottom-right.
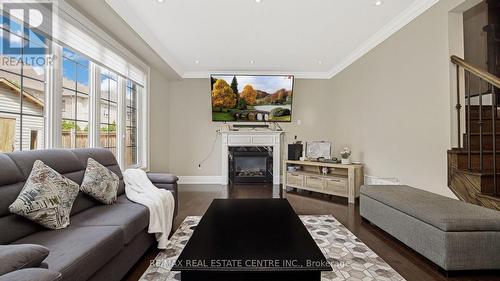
[[0, 244, 49, 276], [147, 172, 179, 217], [147, 173, 178, 185], [0, 268, 61, 281]]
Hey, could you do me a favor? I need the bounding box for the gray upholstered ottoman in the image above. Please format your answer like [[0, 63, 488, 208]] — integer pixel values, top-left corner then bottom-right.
[[360, 185, 500, 271]]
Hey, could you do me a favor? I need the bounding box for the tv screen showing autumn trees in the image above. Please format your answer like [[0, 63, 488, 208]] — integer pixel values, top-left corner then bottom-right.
[[211, 75, 294, 122]]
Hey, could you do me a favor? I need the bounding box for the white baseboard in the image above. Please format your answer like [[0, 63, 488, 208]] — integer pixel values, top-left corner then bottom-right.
[[178, 176, 224, 185], [364, 175, 400, 185]]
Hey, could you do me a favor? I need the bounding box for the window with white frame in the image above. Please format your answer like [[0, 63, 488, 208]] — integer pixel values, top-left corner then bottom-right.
[[0, 4, 149, 169], [61, 47, 90, 148], [125, 80, 140, 167], [99, 68, 119, 156], [0, 14, 48, 152]]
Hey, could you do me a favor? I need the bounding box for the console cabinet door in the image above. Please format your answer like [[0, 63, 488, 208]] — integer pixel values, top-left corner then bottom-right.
[[305, 175, 324, 190], [287, 173, 304, 188], [324, 177, 348, 196]]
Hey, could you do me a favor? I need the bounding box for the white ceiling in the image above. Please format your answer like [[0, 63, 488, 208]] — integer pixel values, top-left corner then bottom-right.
[[105, 0, 438, 79], [66, 0, 181, 80]]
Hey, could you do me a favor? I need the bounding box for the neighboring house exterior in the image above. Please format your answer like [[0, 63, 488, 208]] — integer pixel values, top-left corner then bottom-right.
[[60, 77, 118, 127], [61, 79, 90, 122], [0, 53, 122, 152], [0, 76, 45, 152]]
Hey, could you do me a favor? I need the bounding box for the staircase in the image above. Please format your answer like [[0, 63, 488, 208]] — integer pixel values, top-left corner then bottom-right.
[[448, 105, 500, 211], [447, 58, 500, 211], [447, 1, 500, 210]]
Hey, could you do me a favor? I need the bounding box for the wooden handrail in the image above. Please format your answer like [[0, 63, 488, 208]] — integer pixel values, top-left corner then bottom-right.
[[451, 55, 500, 88]]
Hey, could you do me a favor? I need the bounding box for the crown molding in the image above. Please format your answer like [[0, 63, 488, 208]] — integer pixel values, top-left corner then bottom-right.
[[106, 0, 439, 80], [182, 70, 331, 80]]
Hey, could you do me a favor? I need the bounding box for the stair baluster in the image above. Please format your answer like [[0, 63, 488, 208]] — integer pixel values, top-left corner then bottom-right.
[[449, 55, 500, 210], [456, 64, 462, 148], [493, 83, 498, 196], [467, 72, 472, 171], [479, 78, 484, 172]]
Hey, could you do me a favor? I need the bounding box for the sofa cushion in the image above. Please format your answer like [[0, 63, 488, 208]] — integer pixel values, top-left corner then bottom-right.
[[0, 215, 42, 245], [13, 226, 123, 281], [146, 173, 178, 184], [6, 150, 84, 180], [361, 185, 500, 231], [0, 268, 61, 281], [80, 158, 119, 205], [0, 149, 128, 244], [115, 194, 136, 204], [0, 244, 49, 275], [71, 203, 149, 244], [0, 154, 24, 187], [9, 160, 80, 230], [71, 149, 125, 196]]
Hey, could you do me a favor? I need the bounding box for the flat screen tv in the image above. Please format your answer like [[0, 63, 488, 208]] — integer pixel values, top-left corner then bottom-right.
[[211, 74, 294, 122]]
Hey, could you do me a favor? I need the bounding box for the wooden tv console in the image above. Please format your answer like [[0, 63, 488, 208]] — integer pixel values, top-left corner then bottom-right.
[[283, 160, 364, 204]]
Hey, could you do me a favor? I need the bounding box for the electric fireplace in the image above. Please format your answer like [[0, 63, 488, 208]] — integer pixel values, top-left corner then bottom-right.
[[229, 146, 273, 183]]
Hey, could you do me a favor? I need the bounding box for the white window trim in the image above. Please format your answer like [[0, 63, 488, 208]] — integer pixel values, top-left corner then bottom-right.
[[116, 76, 125, 168], [57, 1, 150, 170], [56, 1, 148, 85], [45, 44, 63, 149], [141, 69, 151, 171], [89, 63, 100, 148], [93, 64, 147, 170], [1, 1, 151, 170]]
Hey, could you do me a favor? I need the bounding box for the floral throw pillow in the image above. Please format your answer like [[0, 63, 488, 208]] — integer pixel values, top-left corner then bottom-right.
[[80, 158, 119, 204], [9, 160, 80, 230]]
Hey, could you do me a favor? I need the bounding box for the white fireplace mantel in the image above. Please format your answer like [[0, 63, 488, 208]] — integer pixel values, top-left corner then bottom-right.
[[221, 130, 284, 185]]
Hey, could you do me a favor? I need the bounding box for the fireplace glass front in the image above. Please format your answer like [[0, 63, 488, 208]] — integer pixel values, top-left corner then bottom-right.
[[229, 147, 273, 183]]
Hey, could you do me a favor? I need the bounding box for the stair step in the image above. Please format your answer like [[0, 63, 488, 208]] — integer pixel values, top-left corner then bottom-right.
[[463, 133, 500, 150], [452, 169, 500, 195], [448, 149, 500, 171], [465, 106, 500, 120], [467, 119, 500, 133]]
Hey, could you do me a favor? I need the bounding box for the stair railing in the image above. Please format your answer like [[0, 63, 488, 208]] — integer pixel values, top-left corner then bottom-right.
[[452, 55, 500, 196]]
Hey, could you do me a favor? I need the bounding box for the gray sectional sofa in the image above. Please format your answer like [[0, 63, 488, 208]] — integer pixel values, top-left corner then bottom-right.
[[0, 148, 178, 281], [360, 185, 500, 271]]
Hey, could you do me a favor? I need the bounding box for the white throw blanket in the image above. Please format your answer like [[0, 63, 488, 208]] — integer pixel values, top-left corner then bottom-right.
[[123, 169, 175, 249]]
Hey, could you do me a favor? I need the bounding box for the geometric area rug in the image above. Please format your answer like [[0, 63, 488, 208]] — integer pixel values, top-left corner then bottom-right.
[[139, 215, 406, 281]]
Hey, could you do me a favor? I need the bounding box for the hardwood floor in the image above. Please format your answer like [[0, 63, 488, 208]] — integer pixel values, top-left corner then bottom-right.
[[124, 184, 500, 281]]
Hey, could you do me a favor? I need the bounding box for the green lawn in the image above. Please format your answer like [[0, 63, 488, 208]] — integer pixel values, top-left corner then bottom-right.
[[269, 115, 291, 122], [214, 109, 291, 122], [213, 112, 235, 121]]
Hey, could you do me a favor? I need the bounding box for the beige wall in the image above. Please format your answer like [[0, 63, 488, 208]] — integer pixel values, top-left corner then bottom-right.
[[163, 0, 464, 198], [149, 67, 171, 172], [327, 0, 458, 197], [464, 1, 488, 71], [168, 79, 219, 176], [167, 78, 335, 176]]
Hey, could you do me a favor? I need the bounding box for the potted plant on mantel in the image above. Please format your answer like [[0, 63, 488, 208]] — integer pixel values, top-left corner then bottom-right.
[[340, 147, 351, 165]]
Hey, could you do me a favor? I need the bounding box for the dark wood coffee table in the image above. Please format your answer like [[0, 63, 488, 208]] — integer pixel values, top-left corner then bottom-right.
[[172, 199, 332, 281]]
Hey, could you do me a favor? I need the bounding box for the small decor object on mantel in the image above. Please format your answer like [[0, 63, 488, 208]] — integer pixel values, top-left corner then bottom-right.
[[340, 147, 352, 165]]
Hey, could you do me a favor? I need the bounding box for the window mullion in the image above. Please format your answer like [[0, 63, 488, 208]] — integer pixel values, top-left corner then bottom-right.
[[90, 63, 100, 147], [47, 44, 63, 149], [142, 72, 151, 170], [117, 77, 126, 169]]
